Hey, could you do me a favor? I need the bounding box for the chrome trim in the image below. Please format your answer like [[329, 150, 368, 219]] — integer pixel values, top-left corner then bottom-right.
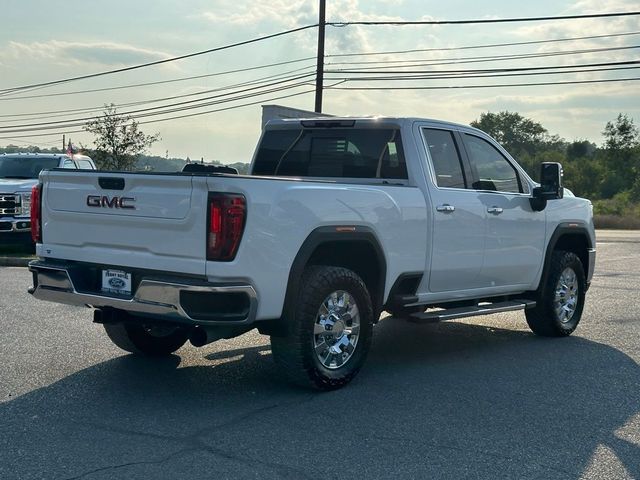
[[587, 248, 596, 284], [28, 262, 258, 326]]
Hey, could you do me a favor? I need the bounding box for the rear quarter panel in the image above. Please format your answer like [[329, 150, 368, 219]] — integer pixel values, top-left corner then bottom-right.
[[204, 176, 428, 319]]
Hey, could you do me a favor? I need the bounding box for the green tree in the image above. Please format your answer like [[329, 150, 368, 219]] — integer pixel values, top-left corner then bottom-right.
[[601, 113, 640, 199], [83, 104, 160, 171], [470, 111, 560, 158]]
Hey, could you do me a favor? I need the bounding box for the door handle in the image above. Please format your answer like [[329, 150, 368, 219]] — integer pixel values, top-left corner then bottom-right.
[[436, 204, 455, 213], [487, 206, 503, 215]]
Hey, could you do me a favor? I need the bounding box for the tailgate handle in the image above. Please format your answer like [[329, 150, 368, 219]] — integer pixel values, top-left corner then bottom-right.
[[99, 177, 125, 190]]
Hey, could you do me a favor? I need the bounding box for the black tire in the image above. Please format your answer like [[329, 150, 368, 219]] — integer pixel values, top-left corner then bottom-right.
[[526, 250, 586, 337], [103, 321, 188, 356], [271, 266, 374, 390]]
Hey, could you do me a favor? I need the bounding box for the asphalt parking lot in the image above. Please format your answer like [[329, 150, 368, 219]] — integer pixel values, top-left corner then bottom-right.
[[1, 231, 638, 479]]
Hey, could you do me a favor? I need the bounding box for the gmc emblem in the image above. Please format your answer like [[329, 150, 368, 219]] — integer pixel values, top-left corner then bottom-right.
[[87, 195, 136, 210]]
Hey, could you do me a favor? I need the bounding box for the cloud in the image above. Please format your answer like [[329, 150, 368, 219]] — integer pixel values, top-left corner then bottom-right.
[[194, 0, 416, 55], [1, 40, 171, 67]]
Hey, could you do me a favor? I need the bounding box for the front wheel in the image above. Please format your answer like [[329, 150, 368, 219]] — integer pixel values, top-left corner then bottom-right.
[[103, 320, 188, 356], [526, 250, 586, 337], [271, 266, 374, 390]]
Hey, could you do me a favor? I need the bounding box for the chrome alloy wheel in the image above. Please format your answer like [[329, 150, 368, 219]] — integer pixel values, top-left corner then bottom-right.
[[554, 267, 579, 323], [313, 290, 361, 369]]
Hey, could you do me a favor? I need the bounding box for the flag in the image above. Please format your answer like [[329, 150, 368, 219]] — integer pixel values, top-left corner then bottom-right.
[[66, 139, 73, 156]]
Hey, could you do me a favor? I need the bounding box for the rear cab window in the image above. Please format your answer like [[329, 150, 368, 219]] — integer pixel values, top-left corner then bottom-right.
[[76, 159, 95, 170], [252, 127, 408, 181]]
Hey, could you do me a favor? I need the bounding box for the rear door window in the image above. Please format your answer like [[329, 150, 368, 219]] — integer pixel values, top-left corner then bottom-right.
[[252, 128, 407, 180], [422, 128, 467, 189]]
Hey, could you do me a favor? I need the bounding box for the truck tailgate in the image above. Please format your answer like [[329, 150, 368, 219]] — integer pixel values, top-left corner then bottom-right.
[[39, 171, 209, 276]]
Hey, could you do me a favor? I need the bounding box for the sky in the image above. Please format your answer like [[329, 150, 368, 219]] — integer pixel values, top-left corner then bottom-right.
[[0, 0, 639, 163]]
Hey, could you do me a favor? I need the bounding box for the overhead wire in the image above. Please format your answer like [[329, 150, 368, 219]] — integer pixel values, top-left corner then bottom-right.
[[0, 86, 326, 141], [0, 24, 319, 95], [325, 45, 640, 71], [0, 66, 317, 121], [326, 76, 640, 90], [0, 57, 316, 101], [0, 80, 317, 133], [327, 11, 640, 26], [325, 31, 640, 57]]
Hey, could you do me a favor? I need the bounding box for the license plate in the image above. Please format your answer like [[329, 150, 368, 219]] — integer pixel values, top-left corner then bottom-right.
[[101, 269, 132, 295]]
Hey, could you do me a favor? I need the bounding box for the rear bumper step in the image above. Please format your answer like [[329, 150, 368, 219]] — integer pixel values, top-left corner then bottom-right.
[[28, 260, 258, 326], [408, 300, 536, 323]]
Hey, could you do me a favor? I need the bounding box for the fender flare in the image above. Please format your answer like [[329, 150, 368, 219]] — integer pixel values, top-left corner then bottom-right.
[[538, 222, 594, 292], [281, 225, 387, 325]]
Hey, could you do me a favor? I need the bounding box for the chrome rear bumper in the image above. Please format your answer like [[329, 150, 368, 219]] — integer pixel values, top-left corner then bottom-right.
[[28, 260, 258, 326]]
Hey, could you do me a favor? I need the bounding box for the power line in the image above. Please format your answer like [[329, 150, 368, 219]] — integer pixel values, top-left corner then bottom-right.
[[325, 45, 640, 71], [327, 11, 640, 26], [0, 24, 319, 95], [326, 60, 640, 77], [0, 88, 320, 141], [0, 67, 317, 121], [327, 65, 640, 83], [0, 57, 316, 101], [326, 76, 640, 90], [326, 31, 640, 57], [0, 81, 316, 133]]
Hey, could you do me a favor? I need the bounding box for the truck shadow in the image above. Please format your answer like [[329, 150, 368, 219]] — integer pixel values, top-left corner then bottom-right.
[[1, 320, 638, 479]]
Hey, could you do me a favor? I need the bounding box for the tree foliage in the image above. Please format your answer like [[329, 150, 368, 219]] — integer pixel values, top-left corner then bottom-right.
[[471, 110, 640, 216], [83, 104, 160, 171], [470, 111, 562, 159]]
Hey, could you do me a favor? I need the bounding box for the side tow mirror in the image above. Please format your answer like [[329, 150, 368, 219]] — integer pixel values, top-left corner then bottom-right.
[[530, 162, 563, 211]]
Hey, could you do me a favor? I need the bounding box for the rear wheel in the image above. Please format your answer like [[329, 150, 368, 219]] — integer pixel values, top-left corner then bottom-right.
[[103, 320, 188, 356], [271, 266, 374, 390], [526, 250, 586, 337]]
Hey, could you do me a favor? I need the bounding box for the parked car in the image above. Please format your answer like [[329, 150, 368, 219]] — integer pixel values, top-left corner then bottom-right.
[[0, 153, 95, 248], [28, 117, 595, 389]]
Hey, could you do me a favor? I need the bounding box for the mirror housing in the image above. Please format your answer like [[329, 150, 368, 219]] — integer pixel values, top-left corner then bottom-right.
[[530, 162, 563, 211]]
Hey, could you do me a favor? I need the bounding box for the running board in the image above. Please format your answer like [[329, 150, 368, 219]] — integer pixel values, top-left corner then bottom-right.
[[408, 300, 536, 323]]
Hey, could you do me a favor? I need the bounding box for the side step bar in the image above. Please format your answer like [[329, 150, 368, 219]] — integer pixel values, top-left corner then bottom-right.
[[408, 300, 536, 323]]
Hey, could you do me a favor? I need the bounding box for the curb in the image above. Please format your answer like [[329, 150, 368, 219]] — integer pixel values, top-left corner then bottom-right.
[[0, 256, 33, 267]]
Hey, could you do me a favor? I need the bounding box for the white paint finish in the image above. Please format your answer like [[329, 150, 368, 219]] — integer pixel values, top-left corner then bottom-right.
[[45, 171, 194, 220], [204, 176, 428, 319], [479, 192, 546, 287], [39, 171, 209, 276], [427, 188, 487, 292]]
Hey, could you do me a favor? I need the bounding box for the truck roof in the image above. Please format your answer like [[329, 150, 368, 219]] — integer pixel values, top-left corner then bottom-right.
[[265, 116, 482, 133]]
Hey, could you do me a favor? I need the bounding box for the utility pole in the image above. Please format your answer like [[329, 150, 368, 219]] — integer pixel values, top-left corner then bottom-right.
[[314, 0, 326, 113], [62, 134, 65, 152]]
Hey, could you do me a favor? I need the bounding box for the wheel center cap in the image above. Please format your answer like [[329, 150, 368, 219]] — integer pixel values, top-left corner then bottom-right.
[[332, 319, 345, 338]]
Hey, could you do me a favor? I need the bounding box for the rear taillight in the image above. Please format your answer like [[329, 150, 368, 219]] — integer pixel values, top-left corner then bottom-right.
[[207, 193, 246, 261], [30, 184, 42, 243]]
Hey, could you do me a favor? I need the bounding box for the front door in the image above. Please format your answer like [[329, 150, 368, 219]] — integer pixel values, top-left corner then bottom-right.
[[460, 133, 545, 288]]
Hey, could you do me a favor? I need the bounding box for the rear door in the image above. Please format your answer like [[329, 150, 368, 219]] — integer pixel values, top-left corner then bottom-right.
[[41, 171, 209, 276], [420, 127, 487, 292], [459, 133, 545, 288]]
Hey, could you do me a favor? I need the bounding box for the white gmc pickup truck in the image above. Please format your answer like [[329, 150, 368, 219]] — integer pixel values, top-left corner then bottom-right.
[[28, 117, 596, 389]]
